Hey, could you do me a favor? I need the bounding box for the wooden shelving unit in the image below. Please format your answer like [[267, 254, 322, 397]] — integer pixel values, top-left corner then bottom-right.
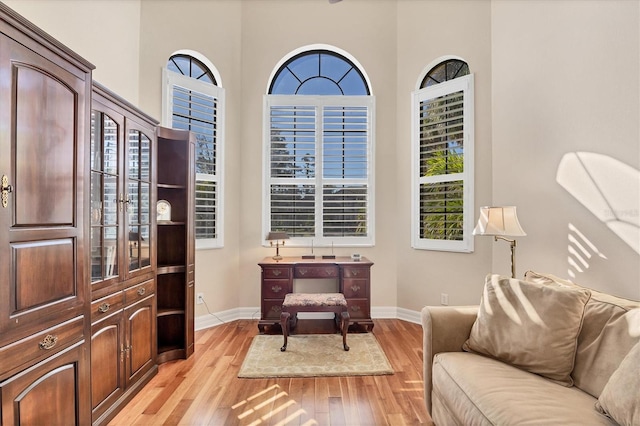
[[156, 127, 195, 363]]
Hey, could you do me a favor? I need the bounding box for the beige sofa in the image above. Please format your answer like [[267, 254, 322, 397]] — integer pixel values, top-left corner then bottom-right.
[[421, 272, 640, 425]]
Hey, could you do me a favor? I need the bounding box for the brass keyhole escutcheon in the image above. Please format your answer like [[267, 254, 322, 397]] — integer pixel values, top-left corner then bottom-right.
[[1, 175, 13, 208]]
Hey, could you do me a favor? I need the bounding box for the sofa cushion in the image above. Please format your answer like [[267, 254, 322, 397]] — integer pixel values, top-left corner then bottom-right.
[[463, 274, 591, 385], [524, 270, 640, 397], [596, 341, 640, 426], [432, 352, 615, 425]]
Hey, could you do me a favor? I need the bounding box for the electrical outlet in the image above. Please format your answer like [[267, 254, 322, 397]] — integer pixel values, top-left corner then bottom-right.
[[440, 293, 449, 306], [196, 293, 204, 305]]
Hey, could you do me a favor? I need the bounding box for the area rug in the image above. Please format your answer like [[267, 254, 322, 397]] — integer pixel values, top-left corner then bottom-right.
[[238, 333, 394, 378]]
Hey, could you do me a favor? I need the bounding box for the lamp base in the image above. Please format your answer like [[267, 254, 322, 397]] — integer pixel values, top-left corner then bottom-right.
[[272, 254, 283, 261]]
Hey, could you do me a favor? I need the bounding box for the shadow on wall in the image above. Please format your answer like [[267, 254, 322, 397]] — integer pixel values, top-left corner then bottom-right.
[[557, 152, 640, 255]]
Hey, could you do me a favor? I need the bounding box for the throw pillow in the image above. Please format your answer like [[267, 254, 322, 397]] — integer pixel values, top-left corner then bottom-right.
[[595, 341, 640, 425], [462, 274, 591, 386]]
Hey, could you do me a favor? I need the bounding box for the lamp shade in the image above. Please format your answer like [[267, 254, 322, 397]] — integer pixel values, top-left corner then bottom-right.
[[473, 206, 526, 237], [266, 231, 289, 241]]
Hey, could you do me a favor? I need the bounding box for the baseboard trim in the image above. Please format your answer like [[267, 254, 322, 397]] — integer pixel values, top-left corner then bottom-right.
[[195, 306, 421, 331]]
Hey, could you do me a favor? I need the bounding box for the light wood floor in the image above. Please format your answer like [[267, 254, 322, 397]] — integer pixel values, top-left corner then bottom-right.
[[108, 318, 432, 425]]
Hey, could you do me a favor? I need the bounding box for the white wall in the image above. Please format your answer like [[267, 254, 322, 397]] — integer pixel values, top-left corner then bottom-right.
[[4, 0, 142, 105], [396, 0, 493, 310], [492, 0, 640, 300], [4, 0, 638, 318]]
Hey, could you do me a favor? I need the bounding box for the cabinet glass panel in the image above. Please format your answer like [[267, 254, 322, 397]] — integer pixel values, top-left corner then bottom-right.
[[127, 130, 152, 273], [91, 111, 120, 283]]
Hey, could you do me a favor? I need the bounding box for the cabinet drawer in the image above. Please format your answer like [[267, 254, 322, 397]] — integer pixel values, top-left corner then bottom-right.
[[124, 279, 155, 305], [346, 299, 369, 319], [263, 299, 284, 320], [295, 265, 338, 278], [342, 279, 369, 298], [342, 266, 370, 279], [263, 280, 291, 299], [263, 267, 291, 279], [0, 316, 84, 380], [91, 291, 125, 322]]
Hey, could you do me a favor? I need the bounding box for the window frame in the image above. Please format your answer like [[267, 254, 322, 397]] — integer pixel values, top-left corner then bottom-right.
[[263, 94, 376, 248], [162, 65, 225, 250], [411, 73, 474, 252]]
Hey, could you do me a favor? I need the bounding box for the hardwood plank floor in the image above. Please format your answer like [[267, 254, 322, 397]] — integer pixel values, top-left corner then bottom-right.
[[108, 319, 433, 425]]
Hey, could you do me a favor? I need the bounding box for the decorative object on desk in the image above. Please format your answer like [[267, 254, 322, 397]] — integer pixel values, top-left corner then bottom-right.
[[238, 333, 393, 378], [302, 239, 316, 259], [266, 231, 289, 261], [322, 241, 336, 259], [473, 206, 526, 278], [351, 253, 361, 261], [157, 199, 171, 222]]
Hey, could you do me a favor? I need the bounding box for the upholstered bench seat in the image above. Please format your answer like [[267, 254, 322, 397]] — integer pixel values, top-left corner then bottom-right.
[[280, 293, 350, 352]]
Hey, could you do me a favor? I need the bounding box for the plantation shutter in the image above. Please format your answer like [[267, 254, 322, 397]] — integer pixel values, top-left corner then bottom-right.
[[412, 74, 474, 252], [265, 96, 374, 246], [166, 70, 225, 249]]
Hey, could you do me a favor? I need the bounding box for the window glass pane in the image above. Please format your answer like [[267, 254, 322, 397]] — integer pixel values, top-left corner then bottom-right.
[[419, 91, 464, 177], [270, 184, 315, 237], [340, 69, 368, 95], [322, 185, 367, 237], [288, 53, 319, 82], [323, 106, 368, 179], [270, 106, 316, 178], [195, 180, 216, 239], [320, 54, 351, 82], [298, 79, 342, 95], [271, 69, 300, 95], [419, 181, 464, 241], [170, 56, 190, 76]]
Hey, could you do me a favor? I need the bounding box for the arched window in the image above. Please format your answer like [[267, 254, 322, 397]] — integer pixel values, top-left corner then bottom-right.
[[162, 51, 225, 249], [411, 58, 474, 252], [264, 46, 374, 247]]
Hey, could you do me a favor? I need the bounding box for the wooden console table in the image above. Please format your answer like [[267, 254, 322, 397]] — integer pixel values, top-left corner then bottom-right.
[[258, 256, 374, 332]]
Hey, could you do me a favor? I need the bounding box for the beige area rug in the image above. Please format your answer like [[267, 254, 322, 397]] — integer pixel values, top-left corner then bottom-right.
[[238, 333, 394, 378]]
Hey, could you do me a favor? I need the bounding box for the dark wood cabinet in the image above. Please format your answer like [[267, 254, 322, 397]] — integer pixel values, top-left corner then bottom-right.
[[0, 4, 93, 425], [156, 127, 195, 363], [90, 83, 158, 425], [258, 257, 374, 332]]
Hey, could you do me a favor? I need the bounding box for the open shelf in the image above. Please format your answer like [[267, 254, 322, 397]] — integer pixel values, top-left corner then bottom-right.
[[155, 127, 195, 363]]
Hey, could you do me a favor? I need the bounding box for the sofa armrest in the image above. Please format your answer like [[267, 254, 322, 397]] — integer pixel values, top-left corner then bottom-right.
[[421, 305, 479, 414]]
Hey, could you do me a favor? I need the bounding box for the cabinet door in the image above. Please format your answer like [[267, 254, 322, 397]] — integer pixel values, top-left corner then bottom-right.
[[90, 104, 125, 295], [91, 312, 126, 422], [0, 342, 90, 425], [125, 122, 154, 278], [0, 27, 88, 341], [124, 294, 156, 386]]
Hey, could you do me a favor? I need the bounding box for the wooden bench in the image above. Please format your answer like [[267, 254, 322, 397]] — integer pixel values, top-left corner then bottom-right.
[[280, 293, 350, 352]]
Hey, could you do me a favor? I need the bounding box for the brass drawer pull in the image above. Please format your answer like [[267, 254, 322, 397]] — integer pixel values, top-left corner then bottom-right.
[[350, 285, 361, 293], [39, 334, 58, 350], [98, 302, 111, 313], [271, 285, 282, 293], [137, 287, 146, 296], [350, 305, 361, 312], [272, 270, 282, 277], [298, 268, 307, 276]]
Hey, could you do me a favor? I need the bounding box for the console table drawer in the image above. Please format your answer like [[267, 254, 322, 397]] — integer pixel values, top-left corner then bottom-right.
[[263, 280, 291, 298], [295, 265, 338, 278], [343, 280, 369, 298], [346, 299, 369, 319], [263, 300, 284, 320], [91, 291, 125, 322], [342, 266, 370, 279], [263, 267, 291, 279]]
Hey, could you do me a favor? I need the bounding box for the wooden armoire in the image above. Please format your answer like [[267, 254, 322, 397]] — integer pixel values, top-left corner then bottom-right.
[[0, 4, 94, 424], [0, 4, 195, 425]]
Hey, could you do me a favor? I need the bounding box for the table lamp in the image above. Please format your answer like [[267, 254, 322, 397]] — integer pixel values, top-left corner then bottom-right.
[[266, 231, 289, 261], [473, 206, 526, 278]]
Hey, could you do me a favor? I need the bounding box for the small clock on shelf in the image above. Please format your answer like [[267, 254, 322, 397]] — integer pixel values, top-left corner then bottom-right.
[[157, 199, 172, 222]]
